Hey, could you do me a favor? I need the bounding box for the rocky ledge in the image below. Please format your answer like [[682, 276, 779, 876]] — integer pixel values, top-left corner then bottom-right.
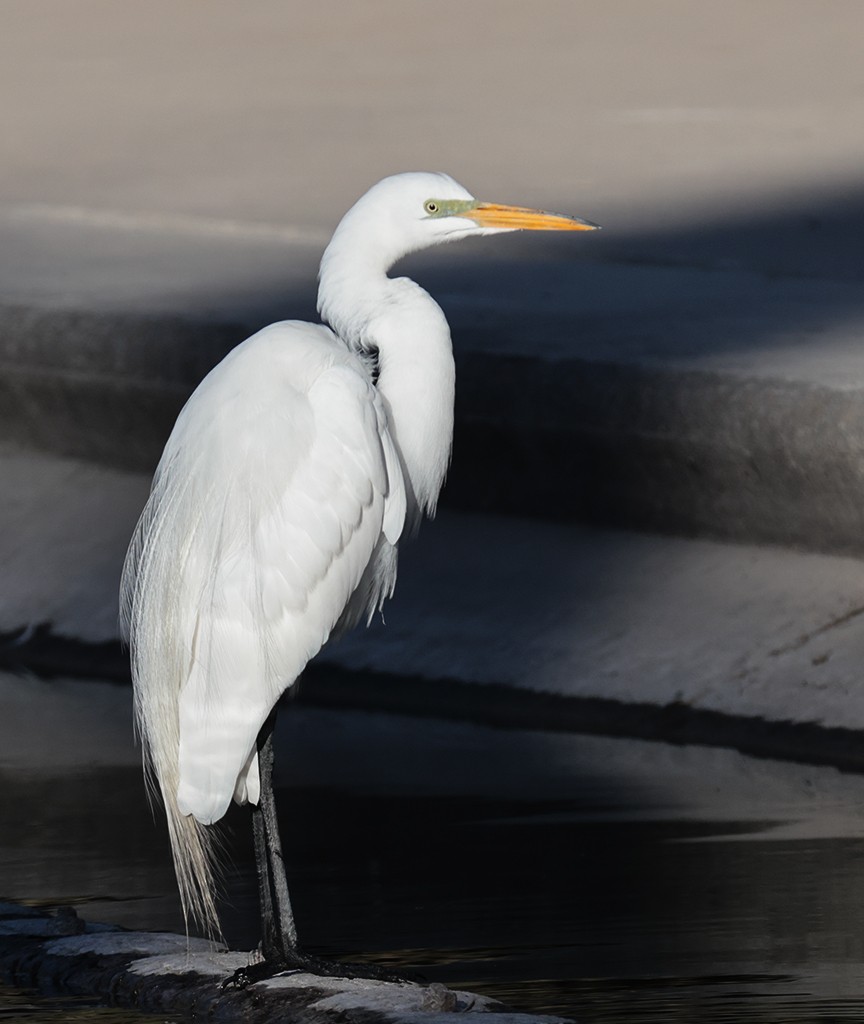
[[0, 902, 569, 1024]]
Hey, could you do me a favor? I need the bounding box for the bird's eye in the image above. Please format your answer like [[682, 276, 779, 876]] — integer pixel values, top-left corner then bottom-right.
[[424, 200, 439, 215]]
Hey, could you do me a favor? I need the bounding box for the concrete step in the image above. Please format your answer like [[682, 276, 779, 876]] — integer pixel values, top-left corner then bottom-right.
[[2, 218, 864, 555], [3, 448, 864, 746]]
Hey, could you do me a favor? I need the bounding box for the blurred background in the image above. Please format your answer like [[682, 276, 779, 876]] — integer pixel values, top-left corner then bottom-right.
[[4, 2, 864, 1020], [4, 1, 864, 247]]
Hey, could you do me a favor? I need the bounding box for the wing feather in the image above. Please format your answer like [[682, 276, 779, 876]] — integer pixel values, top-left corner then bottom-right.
[[121, 320, 406, 932]]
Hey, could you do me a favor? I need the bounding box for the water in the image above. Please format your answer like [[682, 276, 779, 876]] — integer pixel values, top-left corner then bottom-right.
[[4, 672, 864, 1020], [0, 984, 178, 1024]]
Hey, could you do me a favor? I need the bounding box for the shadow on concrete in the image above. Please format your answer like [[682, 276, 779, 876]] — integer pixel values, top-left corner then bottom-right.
[[6, 183, 864, 893]]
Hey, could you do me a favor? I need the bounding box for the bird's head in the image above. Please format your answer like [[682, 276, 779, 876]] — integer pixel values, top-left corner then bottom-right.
[[327, 171, 600, 267]]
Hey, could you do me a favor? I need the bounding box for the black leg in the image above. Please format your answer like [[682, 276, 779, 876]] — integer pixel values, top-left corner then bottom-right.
[[226, 707, 419, 988], [254, 711, 298, 960], [251, 801, 274, 948]]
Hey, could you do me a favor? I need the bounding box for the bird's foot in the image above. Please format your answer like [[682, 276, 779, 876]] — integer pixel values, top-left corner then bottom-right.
[[225, 947, 418, 989]]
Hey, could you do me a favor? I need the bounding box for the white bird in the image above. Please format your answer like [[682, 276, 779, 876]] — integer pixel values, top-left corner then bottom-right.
[[120, 171, 598, 978]]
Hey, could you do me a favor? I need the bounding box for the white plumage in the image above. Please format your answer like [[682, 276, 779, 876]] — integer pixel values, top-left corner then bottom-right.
[[120, 171, 598, 947]]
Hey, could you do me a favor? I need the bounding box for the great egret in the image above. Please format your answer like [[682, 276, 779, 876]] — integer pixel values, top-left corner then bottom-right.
[[120, 171, 598, 978]]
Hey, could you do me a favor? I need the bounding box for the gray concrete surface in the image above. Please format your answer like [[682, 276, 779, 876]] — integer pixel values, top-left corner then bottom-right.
[[2, 2, 864, 551], [3, 1, 864, 236], [4, 449, 864, 738]]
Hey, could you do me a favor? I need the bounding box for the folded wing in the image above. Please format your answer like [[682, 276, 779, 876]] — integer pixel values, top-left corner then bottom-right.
[[122, 321, 407, 834]]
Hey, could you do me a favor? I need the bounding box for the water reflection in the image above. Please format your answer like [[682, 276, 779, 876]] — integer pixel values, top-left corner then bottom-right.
[[4, 671, 864, 1020], [0, 984, 178, 1024]]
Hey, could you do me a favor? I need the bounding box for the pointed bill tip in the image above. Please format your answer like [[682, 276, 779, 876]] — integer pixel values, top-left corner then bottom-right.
[[465, 202, 601, 232]]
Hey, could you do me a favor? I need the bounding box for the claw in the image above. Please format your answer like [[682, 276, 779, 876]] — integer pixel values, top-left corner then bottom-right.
[[224, 949, 419, 988]]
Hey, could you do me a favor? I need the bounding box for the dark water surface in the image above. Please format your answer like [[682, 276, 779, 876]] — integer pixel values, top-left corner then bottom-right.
[[0, 983, 179, 1024], [4, 676, 864, 1021]]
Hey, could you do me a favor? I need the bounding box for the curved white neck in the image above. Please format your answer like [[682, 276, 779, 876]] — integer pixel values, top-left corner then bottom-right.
[[317, 248, 455, 529]]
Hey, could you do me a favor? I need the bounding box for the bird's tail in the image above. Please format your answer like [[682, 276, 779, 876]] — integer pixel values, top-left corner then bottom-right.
[[121, 477, 224, 941], [151, 756, 222, 939]]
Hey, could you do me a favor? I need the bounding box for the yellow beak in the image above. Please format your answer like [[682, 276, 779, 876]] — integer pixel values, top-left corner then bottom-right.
[[464, 202, 600, 232]]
